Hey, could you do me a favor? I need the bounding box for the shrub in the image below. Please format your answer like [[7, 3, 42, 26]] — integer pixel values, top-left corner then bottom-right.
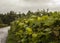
[[6, 14, 60, 43]]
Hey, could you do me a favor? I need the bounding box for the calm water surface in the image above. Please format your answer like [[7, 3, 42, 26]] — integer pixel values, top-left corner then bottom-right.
[[0, 26, 10, 43]]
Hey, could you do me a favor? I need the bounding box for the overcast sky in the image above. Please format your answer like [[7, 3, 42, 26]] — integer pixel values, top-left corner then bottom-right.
[[0, 0, 60, 13]]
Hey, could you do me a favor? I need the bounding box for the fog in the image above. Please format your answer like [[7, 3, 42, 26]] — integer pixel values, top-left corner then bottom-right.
[[0, 0, 60, 13]]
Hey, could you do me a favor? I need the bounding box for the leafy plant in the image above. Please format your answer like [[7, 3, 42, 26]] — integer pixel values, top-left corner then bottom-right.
[[6, 11, 60, 43]]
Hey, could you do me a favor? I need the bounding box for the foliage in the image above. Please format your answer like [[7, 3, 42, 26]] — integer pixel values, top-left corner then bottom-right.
[[6, 11, 60, 43], [0, 11, 21, 25], [0, 11, 22, 28]]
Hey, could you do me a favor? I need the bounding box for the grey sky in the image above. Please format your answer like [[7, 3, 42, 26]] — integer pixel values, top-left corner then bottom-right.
[[0, 0, 60, 13]]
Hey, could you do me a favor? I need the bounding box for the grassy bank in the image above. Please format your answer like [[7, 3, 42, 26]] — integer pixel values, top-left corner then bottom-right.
[[0, 24, 8, 28]]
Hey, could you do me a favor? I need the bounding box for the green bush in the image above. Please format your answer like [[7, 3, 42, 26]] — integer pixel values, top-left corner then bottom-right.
[[7, 14, 60, 43]]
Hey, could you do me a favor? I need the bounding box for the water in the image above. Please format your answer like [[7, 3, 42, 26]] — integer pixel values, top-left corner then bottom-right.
[[0, 26, 10, 43]]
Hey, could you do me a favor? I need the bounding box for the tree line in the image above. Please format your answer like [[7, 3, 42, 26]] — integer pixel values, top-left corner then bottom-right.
[[0, 9, 59, 27]]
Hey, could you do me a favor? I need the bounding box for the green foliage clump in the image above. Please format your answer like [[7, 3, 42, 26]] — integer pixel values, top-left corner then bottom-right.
[[7, 11, 60, 43]]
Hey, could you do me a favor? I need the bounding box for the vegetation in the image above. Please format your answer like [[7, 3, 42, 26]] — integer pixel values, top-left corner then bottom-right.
[[6, 10, 60, 43], [0, 11, 22, 28]]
